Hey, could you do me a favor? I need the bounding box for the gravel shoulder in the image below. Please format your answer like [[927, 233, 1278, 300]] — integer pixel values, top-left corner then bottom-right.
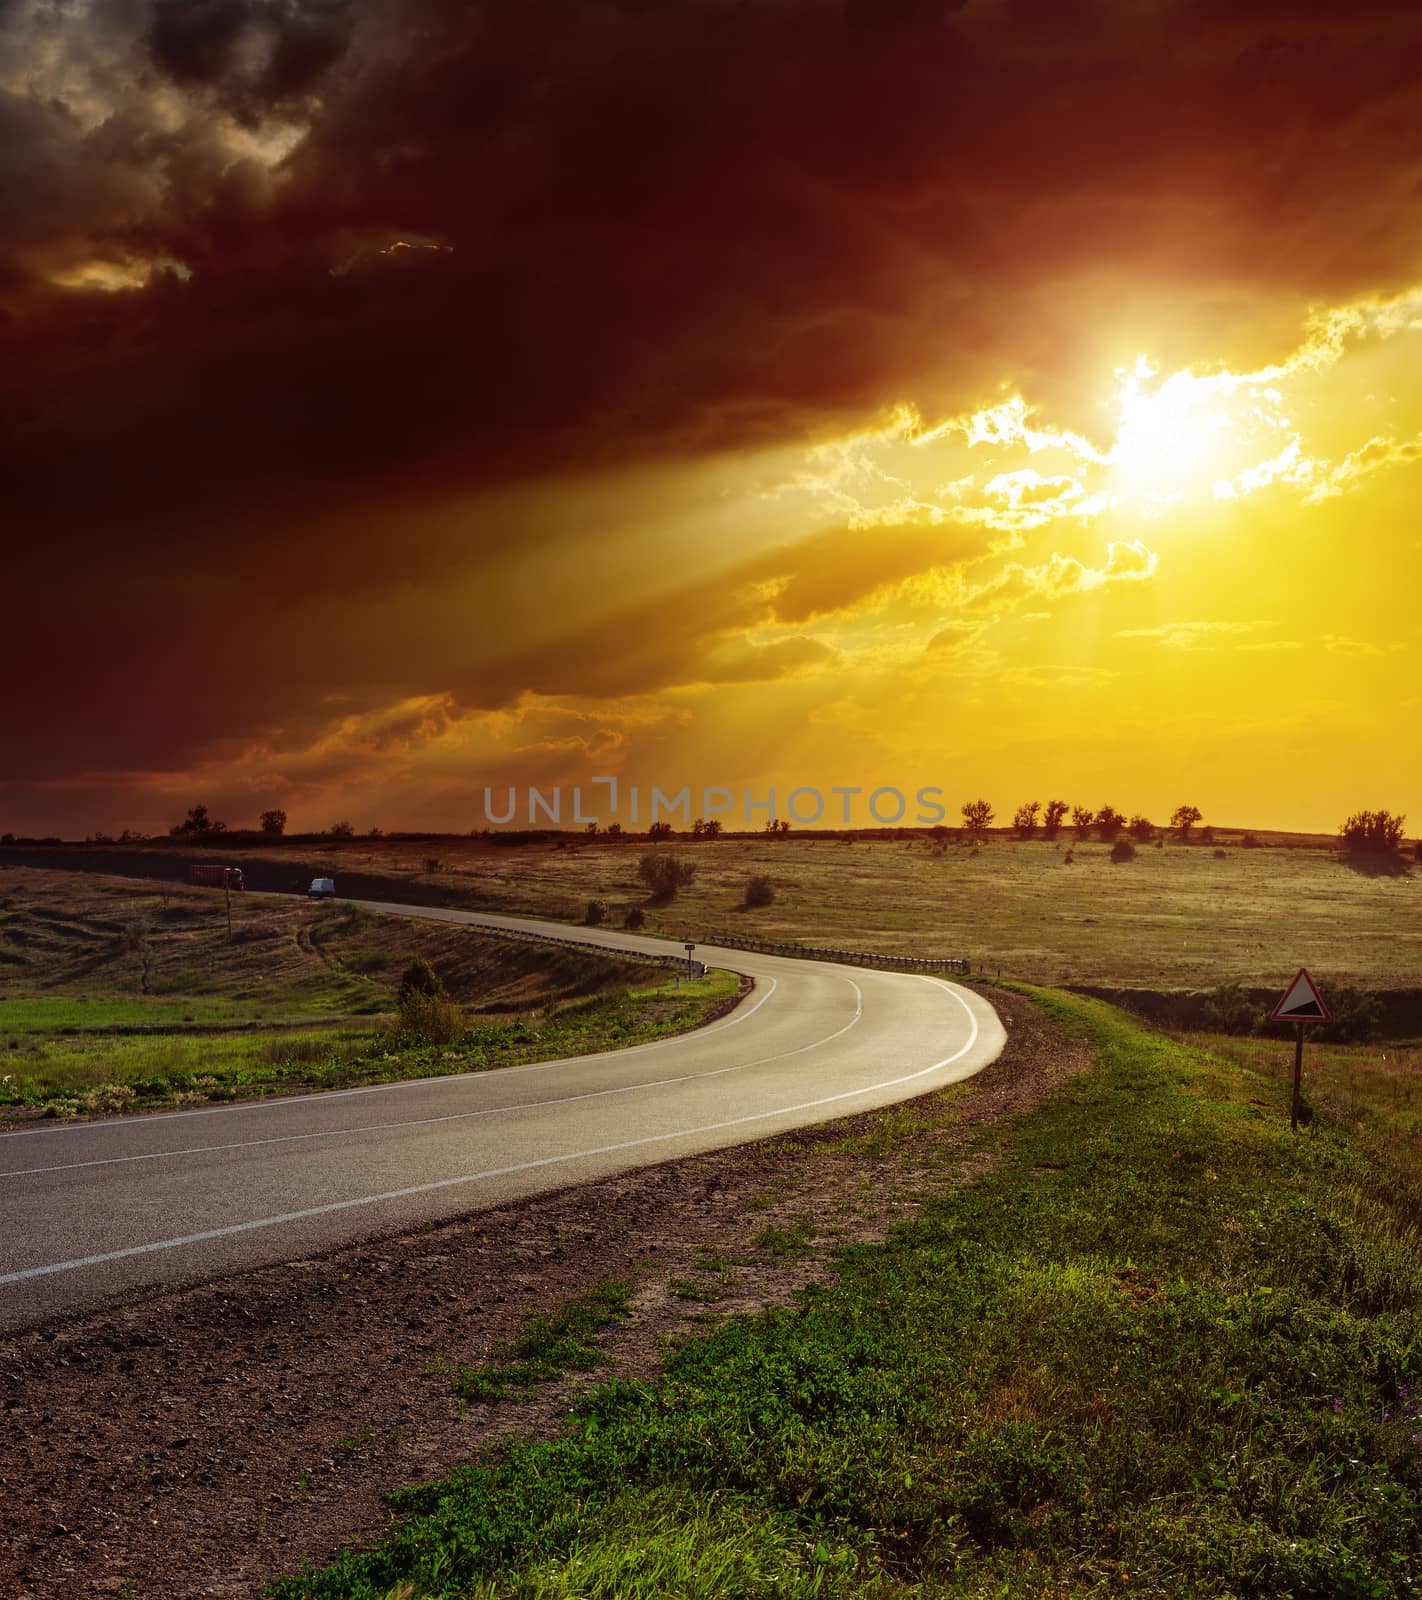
[[0, 985, 1090, 1600]]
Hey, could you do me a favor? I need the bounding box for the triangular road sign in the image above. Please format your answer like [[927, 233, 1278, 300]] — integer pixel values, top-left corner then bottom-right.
[[1272, 968, 1331, 1023]]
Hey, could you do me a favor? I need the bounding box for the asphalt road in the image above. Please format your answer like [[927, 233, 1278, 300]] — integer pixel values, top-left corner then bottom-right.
[[0, 900, 1005, 1331]]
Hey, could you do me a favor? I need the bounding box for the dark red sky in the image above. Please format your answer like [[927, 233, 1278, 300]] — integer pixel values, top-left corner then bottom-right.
[[5, 0, 1422, 833]]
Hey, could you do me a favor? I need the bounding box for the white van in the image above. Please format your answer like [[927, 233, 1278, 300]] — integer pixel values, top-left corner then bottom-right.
[[308, 877, 336, 899]]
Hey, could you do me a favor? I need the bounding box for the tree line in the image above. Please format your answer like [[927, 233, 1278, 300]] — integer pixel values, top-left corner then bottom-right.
[[955, 800, 1207, 843]]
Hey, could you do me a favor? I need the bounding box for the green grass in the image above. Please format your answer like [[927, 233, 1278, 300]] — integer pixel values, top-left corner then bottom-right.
[[1189, 1030, 1422, 1192], [0, 996, 286, 1031], [269, 990, 1422, 1600], [449, 1280, 634, 1403], [0, 969, 740, 1121]]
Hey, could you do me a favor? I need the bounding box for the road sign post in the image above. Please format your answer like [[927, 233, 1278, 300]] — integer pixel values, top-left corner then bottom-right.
[[684, 941, 696, 982], [1271, 968, 1330, 1133]]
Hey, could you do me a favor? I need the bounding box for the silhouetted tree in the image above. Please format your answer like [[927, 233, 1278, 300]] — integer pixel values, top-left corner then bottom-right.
[[961, 799, 994, 839], [1072, 805, 1095, 840], [1041, 800, 1069, 840], [1095, 805, 1125, 841], [1127, 814, 1156, 843], [328, 820, 355, 838], [692, 818, 724, 839], [763, 818, 791, 835], [170, 804, 226, 837], [260, 808, 287, 837], [648, 820, 674, 840], [1170, 804, 1203, 841], [1012, 801, 1041, 840]]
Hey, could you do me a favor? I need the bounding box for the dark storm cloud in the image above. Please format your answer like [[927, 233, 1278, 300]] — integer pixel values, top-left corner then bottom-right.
[[147, 0, 353, 122], [5, 0, 1422, 798]]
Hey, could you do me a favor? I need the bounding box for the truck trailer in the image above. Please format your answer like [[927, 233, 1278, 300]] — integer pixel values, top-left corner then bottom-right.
[[187, 863, 245, 890]]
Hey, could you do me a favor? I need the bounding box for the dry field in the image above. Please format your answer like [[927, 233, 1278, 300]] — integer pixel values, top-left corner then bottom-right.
[[203, 831, 1422, 991]]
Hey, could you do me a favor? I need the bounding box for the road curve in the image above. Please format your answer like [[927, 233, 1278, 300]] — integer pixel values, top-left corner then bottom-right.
[[0, 900, 1005, 1331]]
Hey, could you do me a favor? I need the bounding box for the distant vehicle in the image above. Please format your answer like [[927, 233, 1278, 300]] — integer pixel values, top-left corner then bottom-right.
[[308, 877, 336, 899], [188, 864, 244, 890]]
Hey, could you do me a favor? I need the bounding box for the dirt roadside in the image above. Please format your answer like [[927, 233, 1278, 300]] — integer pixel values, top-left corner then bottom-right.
[[0, 987, 1091, 1600]]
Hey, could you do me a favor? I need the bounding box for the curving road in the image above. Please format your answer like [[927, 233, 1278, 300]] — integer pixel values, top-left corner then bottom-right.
[[0, 900, 1005, 1331]]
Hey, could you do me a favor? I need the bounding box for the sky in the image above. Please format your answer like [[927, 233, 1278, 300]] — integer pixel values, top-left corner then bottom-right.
[[4, 0, 1422, 837]]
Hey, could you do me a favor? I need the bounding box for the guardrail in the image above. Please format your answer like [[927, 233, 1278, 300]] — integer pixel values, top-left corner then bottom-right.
[[458, 915, 966, 981], [459, 919, 707, 979], [690, 930, 971, 975]]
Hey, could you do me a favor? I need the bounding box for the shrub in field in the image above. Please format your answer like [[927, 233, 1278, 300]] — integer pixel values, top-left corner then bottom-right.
[[743, 874, 774, 908], [394, 989, 465, 1045], [623, 908, 646, 931], [638, 853, 696, 903], [1340, 809, 1406, 854], [584, 900, 608, 926], [1109, 837, 1136, 862], [391, 957, 465, 1043], [397, 958, 443, 1002]]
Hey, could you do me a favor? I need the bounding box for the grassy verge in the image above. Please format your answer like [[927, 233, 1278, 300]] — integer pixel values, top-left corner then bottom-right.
[[0, 969, 742, 1122], [271, 989, 1422, 1599], [1188, 1029, 1422, 1190]]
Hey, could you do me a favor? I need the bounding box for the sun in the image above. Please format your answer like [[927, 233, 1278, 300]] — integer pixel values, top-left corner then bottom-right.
[[1109, 358, 1230, 501]]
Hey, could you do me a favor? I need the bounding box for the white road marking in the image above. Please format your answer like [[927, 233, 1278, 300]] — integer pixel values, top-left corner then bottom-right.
[[0, 984, 978, 1287], [3, 979, 860, 1178]]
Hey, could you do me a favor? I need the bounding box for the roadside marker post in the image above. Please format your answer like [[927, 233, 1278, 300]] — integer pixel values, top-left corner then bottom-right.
[[684, 941, 696, 983], [1271, 968, 1330, 1132]]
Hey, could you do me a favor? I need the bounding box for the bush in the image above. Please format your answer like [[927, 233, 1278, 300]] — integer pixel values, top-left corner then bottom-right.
[[1340, 809, 1406, 854], [743, 874, 774, 908], [1109, 837, 1136, 862], [397, 958, 443, 1002], [584, 899, 608, 926], [394, 989, 465, 1046], [638, 853, 696, 902], [1318, 983, 1382, 1045], [1241, 832, 1260, 849], [392, 957, 463, 1044], [623, 908, 646, 931], [1201, 983, 1259, 1035]]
